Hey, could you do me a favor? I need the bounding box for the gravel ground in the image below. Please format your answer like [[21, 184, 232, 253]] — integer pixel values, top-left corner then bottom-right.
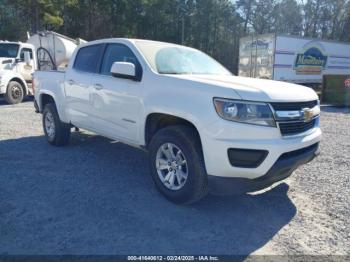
[[0, 97, 349, 256]]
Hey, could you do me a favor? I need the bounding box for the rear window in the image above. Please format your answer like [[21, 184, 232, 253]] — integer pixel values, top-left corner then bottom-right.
[[74, 44, 104, 73]]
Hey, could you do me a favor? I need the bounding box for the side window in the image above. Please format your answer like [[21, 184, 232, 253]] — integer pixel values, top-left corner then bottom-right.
[[74, 44, 104, 73], [100, 44, 139, 76], [20, 48, 33, 60]]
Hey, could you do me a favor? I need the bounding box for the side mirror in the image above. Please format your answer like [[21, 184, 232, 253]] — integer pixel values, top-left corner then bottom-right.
[[110, 62, 136, 80], [24, 51, 31, 65]]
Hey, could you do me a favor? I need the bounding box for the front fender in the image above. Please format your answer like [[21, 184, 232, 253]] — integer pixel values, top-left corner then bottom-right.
[[0, 71, 29, 95], [141, 105, 206, 147]]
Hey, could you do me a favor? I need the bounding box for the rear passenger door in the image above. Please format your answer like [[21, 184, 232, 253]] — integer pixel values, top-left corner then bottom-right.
[[65, 44, 104, 129], [89, 43, 143, 143]]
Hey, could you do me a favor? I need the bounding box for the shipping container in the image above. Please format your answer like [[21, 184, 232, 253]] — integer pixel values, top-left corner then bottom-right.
[[239, 34, 350, 86]]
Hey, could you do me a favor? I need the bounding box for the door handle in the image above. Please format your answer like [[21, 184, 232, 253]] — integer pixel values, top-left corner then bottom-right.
[[93, 84, 104, 90], [68, 79, 75, 85]]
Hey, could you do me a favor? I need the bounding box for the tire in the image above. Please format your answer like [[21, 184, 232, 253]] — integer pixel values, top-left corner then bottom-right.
[[42, 103, 71, 146], [5, 81, 25, 104], [148, 125, 208, 204]]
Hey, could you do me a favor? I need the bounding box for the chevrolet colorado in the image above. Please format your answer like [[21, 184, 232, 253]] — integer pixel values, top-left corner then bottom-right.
[[34, 39, 322, 204]]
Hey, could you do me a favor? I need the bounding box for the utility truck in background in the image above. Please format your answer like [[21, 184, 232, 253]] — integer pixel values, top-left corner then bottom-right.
[[34, 39, 322, 204], [239, 34, 350, 87], [0, 31, 85, 104]]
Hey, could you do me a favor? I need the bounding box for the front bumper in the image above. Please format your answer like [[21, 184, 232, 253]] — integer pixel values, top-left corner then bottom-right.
[[201, 116, 322, 179], [208, 142, 319, 195]]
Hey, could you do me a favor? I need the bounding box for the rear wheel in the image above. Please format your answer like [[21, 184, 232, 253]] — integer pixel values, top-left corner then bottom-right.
[[5, 81, 25, 104], [43, 103, 71, 146], [148, 125, 208, 204]]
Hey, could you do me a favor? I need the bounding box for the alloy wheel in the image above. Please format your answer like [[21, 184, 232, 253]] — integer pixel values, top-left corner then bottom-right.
[[155, 143, 188, 190]]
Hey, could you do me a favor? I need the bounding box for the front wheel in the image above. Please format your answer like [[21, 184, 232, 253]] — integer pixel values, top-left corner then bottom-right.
[[5, 81, 25, 104], [43, 103, 71, 146], [148, 126, 208, 204]]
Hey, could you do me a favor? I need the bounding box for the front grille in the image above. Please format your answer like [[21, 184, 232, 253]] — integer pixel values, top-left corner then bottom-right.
[[279, 118, 317, 136], [270, 100, 319, 136], [271, 100, 318, 111]]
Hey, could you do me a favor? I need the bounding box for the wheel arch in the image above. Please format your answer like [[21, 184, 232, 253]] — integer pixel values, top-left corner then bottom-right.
[[40, 93, 56, 111], [8, 77, 28, 95], [38, 91, 69, 123], [144, 113, 203, 149]]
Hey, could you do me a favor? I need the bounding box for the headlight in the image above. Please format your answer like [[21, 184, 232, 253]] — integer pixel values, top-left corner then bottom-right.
[[213, 98, 276, 127]]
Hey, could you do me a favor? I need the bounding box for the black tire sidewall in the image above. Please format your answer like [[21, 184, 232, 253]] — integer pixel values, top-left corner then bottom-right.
[[43, 104, 58, 144], [149, 127, 207, 204], [5, 81, 24, 104], [43, 103, 71, 146]]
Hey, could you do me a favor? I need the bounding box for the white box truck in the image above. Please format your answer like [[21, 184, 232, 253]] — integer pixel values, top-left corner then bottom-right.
[[239, 34, 350, 86], [0, 31, 85, 104]]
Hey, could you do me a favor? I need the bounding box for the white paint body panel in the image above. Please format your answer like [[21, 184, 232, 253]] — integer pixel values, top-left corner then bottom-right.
[[34, 38, 322, 182]]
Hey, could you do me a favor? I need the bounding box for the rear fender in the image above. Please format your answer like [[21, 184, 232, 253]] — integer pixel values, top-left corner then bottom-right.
[[38, 90, 69, 123]]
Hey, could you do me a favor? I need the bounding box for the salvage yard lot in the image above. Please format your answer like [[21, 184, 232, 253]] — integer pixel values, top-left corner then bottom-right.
[[0, 98, 349, 255]]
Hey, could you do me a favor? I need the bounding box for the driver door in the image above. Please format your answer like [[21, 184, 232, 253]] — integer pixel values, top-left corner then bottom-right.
[[17, 48, 35, 81], [89, 43, 143, 143]]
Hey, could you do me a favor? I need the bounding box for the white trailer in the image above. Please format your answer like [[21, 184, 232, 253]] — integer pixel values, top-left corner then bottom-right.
[[0, 31, 85, 104], [239, 34, 350, 86]]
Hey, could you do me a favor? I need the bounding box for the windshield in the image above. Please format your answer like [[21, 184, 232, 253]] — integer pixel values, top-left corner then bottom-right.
[[135, 41, 231, 75], [0, 43, 19, 58]]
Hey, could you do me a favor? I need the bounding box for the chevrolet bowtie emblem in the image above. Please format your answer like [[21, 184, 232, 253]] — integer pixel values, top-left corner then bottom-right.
[[302, 108, 314, 122]]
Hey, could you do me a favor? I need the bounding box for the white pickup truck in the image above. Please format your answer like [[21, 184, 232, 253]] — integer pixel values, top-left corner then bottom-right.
[[34, 39, 322, 204]]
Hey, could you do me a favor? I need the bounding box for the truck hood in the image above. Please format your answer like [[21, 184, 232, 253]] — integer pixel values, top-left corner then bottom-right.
[[0, 57, 14, 71], [172, 74, 318, 102]]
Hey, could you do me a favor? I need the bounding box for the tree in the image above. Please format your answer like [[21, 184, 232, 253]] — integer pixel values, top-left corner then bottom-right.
[[0, 0, 349, 73]]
